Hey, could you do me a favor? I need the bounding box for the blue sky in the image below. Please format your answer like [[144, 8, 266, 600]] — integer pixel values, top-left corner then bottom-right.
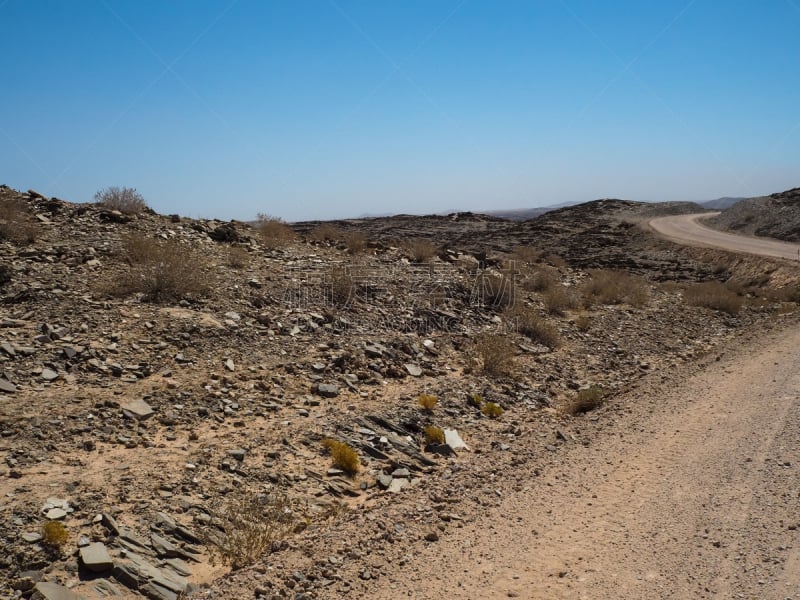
[[1, 1, 799, 221]]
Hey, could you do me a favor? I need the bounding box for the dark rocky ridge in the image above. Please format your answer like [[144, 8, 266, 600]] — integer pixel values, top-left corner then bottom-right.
[[706, 186, 800, 242]]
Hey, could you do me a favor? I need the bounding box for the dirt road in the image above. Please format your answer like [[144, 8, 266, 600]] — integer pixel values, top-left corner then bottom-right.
[[649, 213, 800, 261], [369, 322, 800, 599]]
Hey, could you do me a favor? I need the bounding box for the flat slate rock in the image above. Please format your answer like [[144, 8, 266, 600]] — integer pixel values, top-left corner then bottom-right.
[[0, 379, 17, 393], [121, 399, 154, 420], [80, 542, 113, 572], [33, 582, 86, 600], [316, 383, 339, 398]]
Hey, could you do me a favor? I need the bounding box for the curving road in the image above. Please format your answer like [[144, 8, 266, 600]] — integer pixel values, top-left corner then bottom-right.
[[649, 212, 800, 261]]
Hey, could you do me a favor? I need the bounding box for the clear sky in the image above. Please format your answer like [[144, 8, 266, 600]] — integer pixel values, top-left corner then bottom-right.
[[1, 1, 799, 221]]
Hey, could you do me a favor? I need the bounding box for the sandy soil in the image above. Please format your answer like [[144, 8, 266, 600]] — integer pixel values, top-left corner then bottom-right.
[[367, 321, 800, 599]]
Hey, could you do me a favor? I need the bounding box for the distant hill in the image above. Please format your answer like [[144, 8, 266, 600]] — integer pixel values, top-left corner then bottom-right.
[[485, 201, 582, 221], [700, 197, 746, 210], [705, 187, 800, 242]]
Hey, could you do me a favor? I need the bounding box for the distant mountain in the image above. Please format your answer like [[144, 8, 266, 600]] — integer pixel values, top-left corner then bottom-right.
[[700, 197, 746, 210], [485, 201, 582, 221]]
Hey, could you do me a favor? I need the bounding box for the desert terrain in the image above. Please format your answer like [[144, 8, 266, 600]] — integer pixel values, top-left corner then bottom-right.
[[1, 184, 800, 600]]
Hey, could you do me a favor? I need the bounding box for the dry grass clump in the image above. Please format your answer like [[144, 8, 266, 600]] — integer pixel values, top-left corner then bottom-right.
[[509, 245, 540, 265], [309, 223, 343, 243], [684, 281, 743, 314], [256, 214, 296, 248], [475, 333, 516, 376], [417, 394, 438, 412], [581, 269, 650, 307], [480, 401, 504, 418], [564, 385, 607, 415], [468, 394, 484, 408], [107, 234, 211, 302], [542, 285, 579, 316], [324, 265, 355, 306], [205, 490, 304, 570], [505, 305, 560, 349], [0, 197, 39, 244], [544, 253, 567, 268], [423, 425, 445, 445], [404, 238, 438, 263], [225, 246, 250, 269], [95, 186, 149, 214], [520, 265, 558, 293], [322, 438, 360, 475], [41, 521, 69, 549], [475, 273, 517, 309], [344, 231, 368, 254], [574, 313, 592, 332]]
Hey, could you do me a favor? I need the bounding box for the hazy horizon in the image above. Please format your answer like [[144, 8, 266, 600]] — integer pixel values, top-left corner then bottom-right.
[[2, 1, 798, 221]]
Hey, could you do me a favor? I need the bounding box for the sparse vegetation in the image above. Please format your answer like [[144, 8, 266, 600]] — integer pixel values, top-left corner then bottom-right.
[[581, 269, 650, 307], [574, 312, 592, 332], [0, 197, 39, 244], [542, 285, 579, 316], [505, 305, 560, 349], [423, 425, 445, 445], [41, 521, 69, 549], [225, 246, 250, 269], [684, 281, 743, 314], [322, 438, 360, 476], [481, 401, 504, 418], [475, 332, 516, 376], [325, 265, 355, 306], [256, 214, 296, 249], [468, 393, 484, 408], [404, 238, 438, 263], [344, 231, 368, 254], [564, 385, 607, 415], [309, 223, 343, 243], [106, 233, 212, 302], [95, 186, 149, 214], [509, 245, 540, 265], [475, 273, 517, 309], [520, 265, 558, 293], [205, 490, 304, 570], [417, 394, 438, 412]]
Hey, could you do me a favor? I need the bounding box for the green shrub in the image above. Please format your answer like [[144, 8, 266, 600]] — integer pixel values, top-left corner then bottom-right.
[[41, 521, 69, 549]]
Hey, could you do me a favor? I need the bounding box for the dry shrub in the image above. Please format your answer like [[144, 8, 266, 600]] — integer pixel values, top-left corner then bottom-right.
[[544, 253, 567, 268], [95, 186, 149, 214], [225, 246, 250, 269], [344, 231, 368, 254], [468, 394, 484, 408], [107, 234, 211, 302], [481, 401, 504, 418], [542, 285, 579, 316], [417, 394, 438, 412], [41, 521, 69, 549], [322, 438, 360, 475], [309, 223, 343, 243], [581, 269, 650, 307], [256, 214, 296, 248], [423, 425, 445, 445], [475, 273, 517, 309], [520, 266, 558, 293], [505, 305, 560, 349], [509, 245, 540, 265], [564, 385, 606, 416], [0, 197, 39, 244], [404, 238, 438, 263], [324, 265, 354, 306], [205, 490, 304, 570], [574, 313, 592, 332], [475, 333, 515, 376], [684, 281, 743, 314]]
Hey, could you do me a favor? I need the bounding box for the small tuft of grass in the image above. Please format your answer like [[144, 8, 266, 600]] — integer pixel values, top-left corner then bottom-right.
[[684, 281, 743, 315], [468, 394, 484, 408], [95, 186, 149, 214], [404, 238, 438, 263], [0, 197, 39, 244], [309, 223, 343, 243], [324, 265, 355, 306], [423, 425, 445, 445], [480, 401, 504, 418], [344, 231, 368, 254], [322, 438, 360, 476], [41, 521, 69, 549], [475, 273, 517, 310], [542, 285, 579, 316], [564, 385, 607, 415], [225, 246, 250, 269], [505, 305, 560, 349], [475, 333, 516, 376], [417, 394, 438, 412]]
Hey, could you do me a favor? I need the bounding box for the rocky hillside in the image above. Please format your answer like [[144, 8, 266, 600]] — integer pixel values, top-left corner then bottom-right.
[[706, 187, 800, 242], [1, 184, 798, 600]]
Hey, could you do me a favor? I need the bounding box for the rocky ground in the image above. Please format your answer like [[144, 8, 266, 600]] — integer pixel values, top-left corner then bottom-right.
[[1, 184, 799, 600], [706, 187, 800, 242]]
